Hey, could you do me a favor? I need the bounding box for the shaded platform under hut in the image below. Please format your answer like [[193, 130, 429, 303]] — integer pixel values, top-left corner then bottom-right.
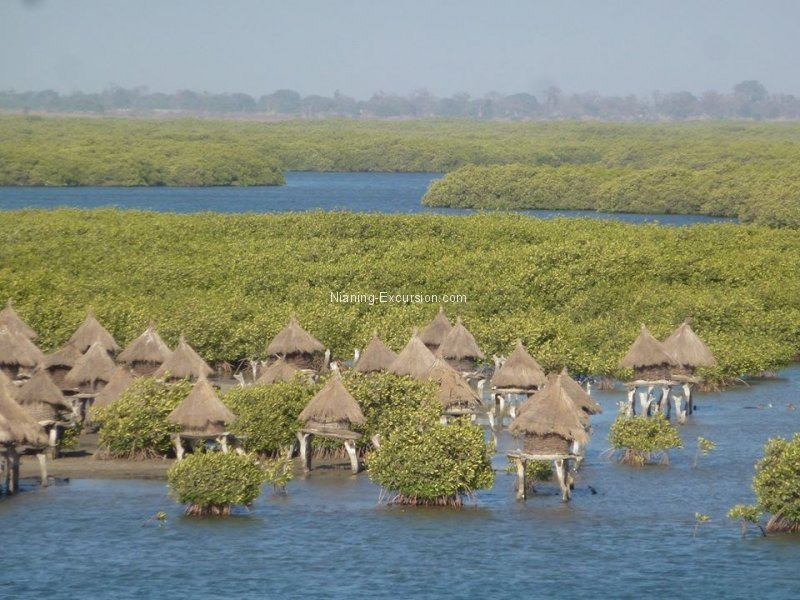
[[256, 357, 303, 384], [167, 377, 238, 460], [662, 318, 717, 418], [428, 359, 482, 421], [64, 342, 117, 420], [508, 375, 590, 502], [437, 317, 485, 374], [388, 329, 438, 380], [0, 381, 48, 493], [419, 306, 452, 353], [15, 369, 74, 457], [0, 326, 43, 380], [266, 313, 327, 370], [68, 310, 120, 355], [89, 366, 135, 416], [354, 331, 397, 374], [297, 373, 366, 474], [42, 343, 82, 392], [0, 299, 38, 341], [153, 336, 211, 382], [118, 322, 172, 377]]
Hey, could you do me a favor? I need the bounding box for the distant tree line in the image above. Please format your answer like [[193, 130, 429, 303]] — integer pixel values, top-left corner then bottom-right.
[[2, 80, 800, 120]]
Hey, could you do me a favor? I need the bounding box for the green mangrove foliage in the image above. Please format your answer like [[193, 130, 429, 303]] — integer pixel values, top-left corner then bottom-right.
[[751, 434, 800, 533], [167, 451, 268, 516], [608, 414, 683, 466], [727, 504, 766, 538], [421, 163, 800, 228], [93, 377, 191, 458], [367, 416, 494, 507], [1, 210, 799, 381]]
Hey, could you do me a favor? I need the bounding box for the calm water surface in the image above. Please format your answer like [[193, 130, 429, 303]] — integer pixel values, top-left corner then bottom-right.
[[0, 172, 735, 225], [2, 366, 798, 599]]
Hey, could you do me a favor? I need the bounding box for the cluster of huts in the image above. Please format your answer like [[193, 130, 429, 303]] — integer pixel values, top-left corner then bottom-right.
[[1, 298, 716, 503]]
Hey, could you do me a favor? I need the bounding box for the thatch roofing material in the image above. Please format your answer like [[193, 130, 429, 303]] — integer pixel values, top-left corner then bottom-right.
[[618, 324, 675, 369], [43, 343, 82, 370], [119, 323, 172, 365], [0, 383, 47, 446], [299, 374, 365, 426], [354, 332, 397, 373], [15, 370, 70, 411], [153, 336, 211, 380], [438, 317, 485, 360], [65, 342, 117, 387], [429, 360, 482, 411], [388, 330, 438, 380], [509, 375, 590, 445], [491, 340, 546, 390], [420, 307, 452, 349], [68, 311, 121, 354], [266, 314, 325, 357], [0, 299, 38, 340], [92, 367, 135, 410], [168, 377, 235, 435], [557, 368, 602, 415], [0, 326, 42, 368], [257, 357, 301, 384], [663, 319, 717, 368], [0, 369, 17, 400]]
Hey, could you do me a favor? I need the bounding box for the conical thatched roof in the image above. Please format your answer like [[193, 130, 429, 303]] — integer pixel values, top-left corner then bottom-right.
[[168, 377, 235, 434], [266, 313, 325, 356], [92, 367, 135, 410], [509, 375, 590, 445], [15, 370, 71, 411], [257, 357, 301, 384], [43, 343, 82, 370], [119, 322, 172, 365], [299, 373, 365, 426], [618, 324, 675, 369], [0, 326, 42, 368], [388, 330, 438, 380], [420, 307, 452, 349], [438, 317, 485, 360], [557, 368, 602, 415], [68, 311, 121, 354], [354, 331, 397, 373], [663, 319, 717, 368], [65, 342, 116, 387], [428, 359, 482, 411], [0, 368, 17, 400], [0, 383, 47, 446], [153, 336, 211, 380], [0, 299, 37, 340], [491, 340, 546, 390]]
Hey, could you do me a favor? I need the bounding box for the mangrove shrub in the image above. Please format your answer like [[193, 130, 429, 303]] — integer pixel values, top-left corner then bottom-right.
[[608, 413, 683, 466], [752, 433, 800, 533]]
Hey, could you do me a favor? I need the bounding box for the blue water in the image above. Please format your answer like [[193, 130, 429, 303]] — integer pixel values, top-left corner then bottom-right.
[[0, 172, 735, 225], [2, 366, 798, 599]]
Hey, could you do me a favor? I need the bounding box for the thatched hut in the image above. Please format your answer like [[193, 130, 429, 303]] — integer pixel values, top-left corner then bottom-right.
[[0, 326, 42, 379], [0, 299, 37, 340], [354, 331, 397, 374], [256, 357, 302, 384], [91, 367, 135, 412], [663, 319, 716, 376], [118, 322, 172, 377], [297, 373, 365, 473], [618, 324, 675, 381], [558, 368, 602, 417], [15, 370, 71, 423], [68, 310, 121, 354], [1, 382, 48, 493], [437, 317, 486, 372], [419, 307, 452, 352], [388, 329, 438, 380], [42, 343, 82, 391], [153, 336, 211, 382], [64, 342, 117, 394], [428, 359, 482, 417], [168, 377, 237, 459], [491, 340, 547, 393], [266, 314, 326, 369]]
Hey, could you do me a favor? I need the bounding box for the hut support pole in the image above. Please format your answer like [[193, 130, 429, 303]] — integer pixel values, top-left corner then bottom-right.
[[344, 440, 359, 474], [673, 395, 687, 425], [218, 436, 229, 454], [47, 426, 60, 459], [7, 446, 19, 494], [626, 387, 636, 416], [37, 452, 48, 486], [297, 432, 313, 472], [370, 435, 381, 449], [555, 458, 571, 502], [683, 383, 694, 415], [1, 449, 8, 494], [174, 435, 185, 461], [515, 457, 527, 501], [637, 389, 650, 416], [660, 386, 672, 419]]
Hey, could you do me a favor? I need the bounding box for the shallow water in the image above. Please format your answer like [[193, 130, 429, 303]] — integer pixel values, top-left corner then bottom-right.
[[0, 171, 735, 225], [2, 366, 799, 599]]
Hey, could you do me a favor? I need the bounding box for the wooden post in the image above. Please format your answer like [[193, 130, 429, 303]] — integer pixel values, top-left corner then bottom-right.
[[1, 449, 8, 494], [37, 452, 48, 486], [8, 446, 20, 494], [487, 411, 495, 429], [344, 439, 359, 474], [555, 458, 571, 502], [637, 388, 650, 416], [297, 431, 313, 472], [370, 434, 381, 449], [219, 436, 229, 454], [47, 425, 60, 459], [660, 385, 672, 419], [515, 457, 527, 501], [673, 395, 687, 425], [174, 435, 185, 461], [683, 382, 694, 415], [626, 386, 636, 416]]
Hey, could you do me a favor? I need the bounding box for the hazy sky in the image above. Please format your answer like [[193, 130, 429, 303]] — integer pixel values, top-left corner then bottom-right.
[[2, 0, 799, 99]]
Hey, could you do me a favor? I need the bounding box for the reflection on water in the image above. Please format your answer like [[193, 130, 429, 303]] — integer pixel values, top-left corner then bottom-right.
[[2, 366, 798, 599], [0, 172, 735, 225]]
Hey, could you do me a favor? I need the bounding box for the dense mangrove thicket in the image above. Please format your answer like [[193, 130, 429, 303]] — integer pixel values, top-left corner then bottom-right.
[[1, 209, 799, 381], [2, 117, 800, 222]]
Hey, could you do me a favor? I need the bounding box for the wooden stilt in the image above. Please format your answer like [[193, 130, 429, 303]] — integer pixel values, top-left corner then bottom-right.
[[637, 389, 650, 416], [674, 395, 687, 425], [555, 458, 571, 502], [487, 411, 495, 429], [683, 383, 694, 415], [515, 457, 527, 501], [626, 387, 636, 416], [174, 435, 185, 461], [297, 431, 313, 472], [37, 452, 48, 486], [344, 439, 359, 474], [661, 385, 672, 419], [8, 446, 20, 494], [370, 434, 381, 449], [219, 436, 229, 454]]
